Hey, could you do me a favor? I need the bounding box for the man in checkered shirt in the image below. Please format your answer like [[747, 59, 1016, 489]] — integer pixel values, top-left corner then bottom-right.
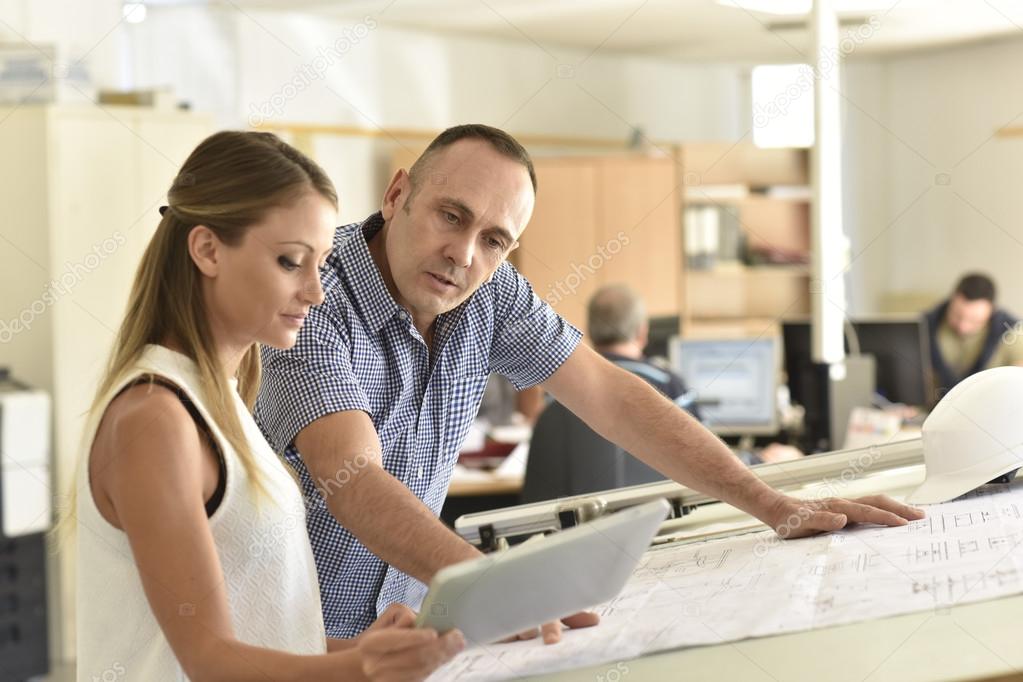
[[254, 124, 924, 642]]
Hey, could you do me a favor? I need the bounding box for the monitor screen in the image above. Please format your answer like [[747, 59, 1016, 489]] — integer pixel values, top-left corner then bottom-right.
[[782, 316, 934, 408], [669, 337, 778, 435]]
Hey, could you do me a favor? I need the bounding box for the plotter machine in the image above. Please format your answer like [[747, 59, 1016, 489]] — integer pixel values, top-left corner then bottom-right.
[[452, 438, 1023, 682]]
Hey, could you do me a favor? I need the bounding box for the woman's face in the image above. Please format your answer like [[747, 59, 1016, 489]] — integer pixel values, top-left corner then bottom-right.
[[203, 191, 337, 351]]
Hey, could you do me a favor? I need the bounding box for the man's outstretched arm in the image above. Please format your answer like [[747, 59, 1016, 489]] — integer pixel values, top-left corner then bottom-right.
[[542, 344, 924, 537]]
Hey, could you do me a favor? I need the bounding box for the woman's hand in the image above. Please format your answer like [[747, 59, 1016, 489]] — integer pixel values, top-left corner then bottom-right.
[[357, 604, 465, 682]]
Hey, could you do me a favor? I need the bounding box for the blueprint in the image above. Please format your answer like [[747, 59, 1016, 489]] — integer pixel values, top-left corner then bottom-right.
[[430, 483, 1023, 681]]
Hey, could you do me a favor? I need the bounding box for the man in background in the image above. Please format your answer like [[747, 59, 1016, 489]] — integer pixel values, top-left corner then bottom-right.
[[926, 273, 1023, 393], [587, 284, 700, 419], [585, 284, 800, 464]]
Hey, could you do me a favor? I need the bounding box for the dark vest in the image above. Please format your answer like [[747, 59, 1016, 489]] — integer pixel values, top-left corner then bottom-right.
[[925, 300, 1019, 392]]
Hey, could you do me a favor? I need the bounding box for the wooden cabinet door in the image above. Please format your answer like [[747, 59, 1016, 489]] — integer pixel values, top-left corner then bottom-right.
[[596, 157, 681, 318], [515, 159, 599, 332]]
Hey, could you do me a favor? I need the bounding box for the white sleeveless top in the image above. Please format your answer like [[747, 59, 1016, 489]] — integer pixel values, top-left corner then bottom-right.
[[76, 344, 326, 681]]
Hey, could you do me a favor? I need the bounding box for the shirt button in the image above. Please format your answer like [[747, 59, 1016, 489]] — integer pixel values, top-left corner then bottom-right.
[[417, 466, 424, 479]]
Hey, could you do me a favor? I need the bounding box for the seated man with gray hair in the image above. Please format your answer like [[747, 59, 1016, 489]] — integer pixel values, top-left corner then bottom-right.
[[523, 284, 700, 501], [583, 284, 801, 466], [587, 284, 700, 420]]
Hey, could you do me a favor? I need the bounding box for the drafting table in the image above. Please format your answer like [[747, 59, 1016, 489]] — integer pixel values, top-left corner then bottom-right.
[[452, 439, 1023, 682]]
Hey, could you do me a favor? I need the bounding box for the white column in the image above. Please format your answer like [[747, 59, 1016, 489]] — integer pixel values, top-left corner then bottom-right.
[[810, 0, 848, 365]]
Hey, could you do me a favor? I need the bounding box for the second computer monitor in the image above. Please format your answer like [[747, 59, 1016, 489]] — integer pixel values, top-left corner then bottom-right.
[[669, 336, 779, 436], [782, 316, 934, 408]]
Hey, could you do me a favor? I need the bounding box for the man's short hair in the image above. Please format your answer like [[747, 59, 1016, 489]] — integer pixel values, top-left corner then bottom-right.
[[954, 273, 996, 302], [408, 124, 537, 197], [588, 284, 646, 346]]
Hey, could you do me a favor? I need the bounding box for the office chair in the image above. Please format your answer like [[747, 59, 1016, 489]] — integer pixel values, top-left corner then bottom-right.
[[521, 400, 667, 503]]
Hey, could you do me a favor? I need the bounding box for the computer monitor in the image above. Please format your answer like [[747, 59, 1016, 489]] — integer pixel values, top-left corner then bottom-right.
[[782, 316, 934, 408], [644, 315, 681, 362], [853, 318, 934, 406], [669, 336, 779, 436]]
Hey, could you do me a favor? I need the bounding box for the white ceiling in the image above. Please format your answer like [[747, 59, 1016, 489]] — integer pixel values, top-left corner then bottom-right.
[[159, 0, 1023, 62]]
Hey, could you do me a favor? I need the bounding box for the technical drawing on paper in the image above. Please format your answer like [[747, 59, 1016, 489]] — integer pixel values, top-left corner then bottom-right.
[[430, 484, 1023, 681]]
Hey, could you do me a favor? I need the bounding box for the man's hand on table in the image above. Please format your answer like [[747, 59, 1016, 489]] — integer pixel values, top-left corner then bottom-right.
[[503, 611, 601, 645], [764, 494, 925, 540]]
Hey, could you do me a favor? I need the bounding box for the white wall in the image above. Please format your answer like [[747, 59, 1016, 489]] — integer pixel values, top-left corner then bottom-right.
[[122, 5, 241, 126], [865, 36, 1023, 316], [840, 59, 892, 315], [0, 0, 126, 90], [126, 7, 750, 223]]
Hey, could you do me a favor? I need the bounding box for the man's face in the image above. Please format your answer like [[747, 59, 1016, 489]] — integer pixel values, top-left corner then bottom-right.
[[377, 139, 534, 322], [946, 294, 994, 337]]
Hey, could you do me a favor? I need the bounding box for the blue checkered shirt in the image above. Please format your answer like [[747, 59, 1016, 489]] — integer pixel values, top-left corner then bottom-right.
[[254, 213, 581, 638]]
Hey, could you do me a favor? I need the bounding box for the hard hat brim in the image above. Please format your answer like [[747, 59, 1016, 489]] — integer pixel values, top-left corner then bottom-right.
[[906, 452, 1023, 504]]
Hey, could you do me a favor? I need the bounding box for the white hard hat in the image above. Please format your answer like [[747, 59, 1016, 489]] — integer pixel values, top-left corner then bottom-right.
[[907, 366, 1023, 504]]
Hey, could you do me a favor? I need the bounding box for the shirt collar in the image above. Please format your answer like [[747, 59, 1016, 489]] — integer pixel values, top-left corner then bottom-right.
[[338, 212, 404, 333], [337, 211, 483, 341]]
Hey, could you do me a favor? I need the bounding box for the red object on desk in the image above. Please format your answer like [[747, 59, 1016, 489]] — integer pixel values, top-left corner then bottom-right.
[[458, 438, 518, 468]]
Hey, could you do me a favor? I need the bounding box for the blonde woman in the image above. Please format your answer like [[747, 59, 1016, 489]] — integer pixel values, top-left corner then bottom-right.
[[70, 131, 463, 681]]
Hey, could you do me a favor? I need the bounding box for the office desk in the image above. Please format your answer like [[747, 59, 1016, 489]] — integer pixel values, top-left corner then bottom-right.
[[537, 595, 1023, 682], [442, 468, 525, 526], [448, 474, 524, 498]]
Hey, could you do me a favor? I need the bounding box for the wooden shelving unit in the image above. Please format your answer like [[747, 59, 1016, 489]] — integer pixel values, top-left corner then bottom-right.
[[677, 142, 812, 338]]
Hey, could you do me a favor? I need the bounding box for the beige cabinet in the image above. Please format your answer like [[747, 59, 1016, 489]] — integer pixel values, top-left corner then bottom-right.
[[515, 159, 599, 329], [0, 104, 211, 661], [596, 157, 681, 319], [517, 155, 681, 333]]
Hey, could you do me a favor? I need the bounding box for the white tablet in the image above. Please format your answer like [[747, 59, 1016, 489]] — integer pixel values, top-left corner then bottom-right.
[[416, 498, 670, 645]]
